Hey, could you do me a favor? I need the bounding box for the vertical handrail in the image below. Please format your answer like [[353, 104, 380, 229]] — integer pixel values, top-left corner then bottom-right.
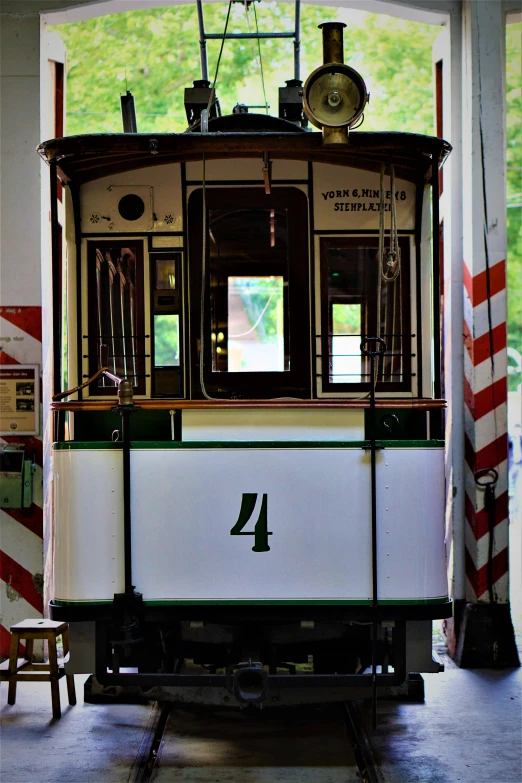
[[120, 403, 134, 594], [361, 336, 386, 729]]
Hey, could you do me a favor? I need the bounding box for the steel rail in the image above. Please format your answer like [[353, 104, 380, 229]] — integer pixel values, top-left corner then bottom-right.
[[129, 699, 384, 783], [344, 701, 385, 783], [128, 702, 169, 783]]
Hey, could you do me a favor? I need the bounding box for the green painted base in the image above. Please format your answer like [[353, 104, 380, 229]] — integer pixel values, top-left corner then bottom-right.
[[52, 596, 449, 607], [53, 439, 445, 450]]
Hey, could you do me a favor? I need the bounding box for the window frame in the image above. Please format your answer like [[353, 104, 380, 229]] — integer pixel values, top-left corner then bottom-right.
[[86, 240, 146, 396], [319, 236, 412, 394], [150, 250, 184, 398]]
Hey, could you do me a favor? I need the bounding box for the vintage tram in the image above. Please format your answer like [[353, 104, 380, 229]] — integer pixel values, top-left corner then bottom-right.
[[39, 13, 451, 712]]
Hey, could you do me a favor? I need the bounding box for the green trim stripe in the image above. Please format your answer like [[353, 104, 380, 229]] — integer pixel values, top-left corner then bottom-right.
[[54, 439, 444, 450], [52, 596, 449, 607]]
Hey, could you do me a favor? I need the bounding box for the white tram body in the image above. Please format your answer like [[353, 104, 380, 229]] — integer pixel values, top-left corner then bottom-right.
[[54, 444, 446, 604], [40, 18, 451, 706]]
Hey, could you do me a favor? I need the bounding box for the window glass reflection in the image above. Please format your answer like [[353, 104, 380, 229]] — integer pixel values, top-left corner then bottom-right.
[[208, 208, 290, 373]]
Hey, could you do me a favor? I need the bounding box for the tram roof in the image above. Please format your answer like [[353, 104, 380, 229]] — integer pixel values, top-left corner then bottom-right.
[[38, 125, 451, 186]]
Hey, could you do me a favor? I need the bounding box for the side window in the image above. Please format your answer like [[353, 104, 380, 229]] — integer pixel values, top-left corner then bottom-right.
[[320, 237, 411, 392], [151, 252, 183, 396], [86, 241, 146, 395], [189, 188, 310, 399]]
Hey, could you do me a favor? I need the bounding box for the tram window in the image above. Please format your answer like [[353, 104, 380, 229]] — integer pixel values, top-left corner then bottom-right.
[[151, 252, 183, 397], [189, 187, 310, 399], [320, 237, 411, 392], [86, 242, 146, 395]]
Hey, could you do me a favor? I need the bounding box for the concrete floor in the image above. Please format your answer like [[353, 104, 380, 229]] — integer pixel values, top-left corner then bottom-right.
[[362, 664, 522, 783], [1, 666, 521, 783], [0, 677, 154, 783]]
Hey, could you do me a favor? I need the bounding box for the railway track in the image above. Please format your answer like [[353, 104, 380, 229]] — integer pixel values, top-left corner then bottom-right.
[[130, 700, 384, 783]]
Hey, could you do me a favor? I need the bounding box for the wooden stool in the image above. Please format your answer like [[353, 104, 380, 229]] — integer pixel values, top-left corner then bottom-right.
[[1, 619, 77, 718]]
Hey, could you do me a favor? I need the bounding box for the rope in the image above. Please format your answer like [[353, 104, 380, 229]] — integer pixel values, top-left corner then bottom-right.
[[375, 163, 402, 386], [378, 164, 401, 287]]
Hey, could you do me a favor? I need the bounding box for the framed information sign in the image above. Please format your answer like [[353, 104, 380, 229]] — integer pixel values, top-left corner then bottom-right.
[[0, 365, 39, 435]]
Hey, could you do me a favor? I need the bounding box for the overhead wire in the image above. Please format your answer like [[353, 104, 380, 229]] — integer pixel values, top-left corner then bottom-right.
[[477, 25, 501, 603], [200, 2, 234, 400]]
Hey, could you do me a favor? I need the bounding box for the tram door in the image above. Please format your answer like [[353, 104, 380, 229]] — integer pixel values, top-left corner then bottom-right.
[[188, 187, 311, 399]]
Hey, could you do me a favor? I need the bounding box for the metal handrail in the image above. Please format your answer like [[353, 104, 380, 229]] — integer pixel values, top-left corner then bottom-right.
[[52, 367, 133, 406]]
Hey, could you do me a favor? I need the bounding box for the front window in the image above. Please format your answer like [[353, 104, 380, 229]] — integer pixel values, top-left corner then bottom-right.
[[320, 237, 411, 392], [189, 188, 310, 399]]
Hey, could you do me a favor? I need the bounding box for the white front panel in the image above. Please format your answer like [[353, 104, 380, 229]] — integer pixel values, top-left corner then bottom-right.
[[377, 448, 447, 599], [182, 409, 365, 441], [131, 448, 372, 600], [53, 450, 125, 600], [313, 164, 416, 231], [53, 446, 447, 603]]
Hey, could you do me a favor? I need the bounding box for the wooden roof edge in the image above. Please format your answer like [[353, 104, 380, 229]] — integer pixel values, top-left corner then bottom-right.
[[38, 130, 451, 167]]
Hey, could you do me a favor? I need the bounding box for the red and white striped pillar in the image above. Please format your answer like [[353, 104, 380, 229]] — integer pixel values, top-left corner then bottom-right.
[[0, 307, 44, 659], [455, 0, 518, 666]]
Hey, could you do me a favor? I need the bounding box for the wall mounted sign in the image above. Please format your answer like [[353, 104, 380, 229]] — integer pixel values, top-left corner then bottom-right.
[[0, 365, 39, 435]]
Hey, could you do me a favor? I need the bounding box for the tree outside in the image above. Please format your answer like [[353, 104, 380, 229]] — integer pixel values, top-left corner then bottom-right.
[[49, 4, 521, 387]]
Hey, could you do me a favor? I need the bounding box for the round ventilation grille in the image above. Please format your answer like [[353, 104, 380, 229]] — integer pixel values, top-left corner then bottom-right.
[[118, 193, 145, 221]]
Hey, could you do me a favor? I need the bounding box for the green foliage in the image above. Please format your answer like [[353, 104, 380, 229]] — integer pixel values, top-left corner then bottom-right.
[[506, 23, 522, 389], [332, 302, 361, 334], [52, 3, 438, 136], [154, 314, 179, 365], [53, 3, 320, 134], [335, 12, 438, 133]]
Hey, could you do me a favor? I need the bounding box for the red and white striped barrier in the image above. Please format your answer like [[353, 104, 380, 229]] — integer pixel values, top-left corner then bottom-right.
[[0, 306, 43, 659], [463, 261, 509, 603]]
